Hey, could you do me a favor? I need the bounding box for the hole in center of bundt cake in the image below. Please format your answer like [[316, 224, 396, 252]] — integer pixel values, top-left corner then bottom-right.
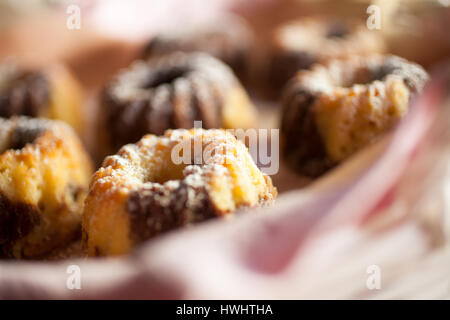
[[143, 66, 191, 89], [367, 64, 398, 84], [340, 66, 392, 88], [325, 22, 349, 39], [142, 146, 188, 185]]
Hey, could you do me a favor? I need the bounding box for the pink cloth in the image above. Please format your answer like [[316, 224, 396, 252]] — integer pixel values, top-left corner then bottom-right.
[[0, 0, 449, 299]]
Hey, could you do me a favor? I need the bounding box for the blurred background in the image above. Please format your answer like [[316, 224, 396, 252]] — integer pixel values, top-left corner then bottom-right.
[[0, 0, 449, 155], [0, 0, 449, 299]]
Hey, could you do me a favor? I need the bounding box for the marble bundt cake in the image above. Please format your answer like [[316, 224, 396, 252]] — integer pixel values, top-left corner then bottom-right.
[[281, 55, 428, 177], [100, 52, 257, 155], [0, 117, 93, 258], [83, 128, 277, 256]]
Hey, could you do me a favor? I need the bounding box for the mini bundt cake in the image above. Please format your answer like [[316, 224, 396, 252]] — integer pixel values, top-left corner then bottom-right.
[[100, 52, 257, 155], [0, 61, 84, 134], [281, 55, 429, 177], [268, 17, 386, 97], [83, 128, 277, 256], [142, 14, 254, 80], [0, 117, 93, 258]]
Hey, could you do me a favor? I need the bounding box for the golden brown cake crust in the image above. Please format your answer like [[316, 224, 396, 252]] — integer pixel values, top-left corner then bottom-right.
[[0, 117, 93, 259], [83, 129, 277, 256], [281, 55, 429, 177], [101, 52, 256, 155]]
